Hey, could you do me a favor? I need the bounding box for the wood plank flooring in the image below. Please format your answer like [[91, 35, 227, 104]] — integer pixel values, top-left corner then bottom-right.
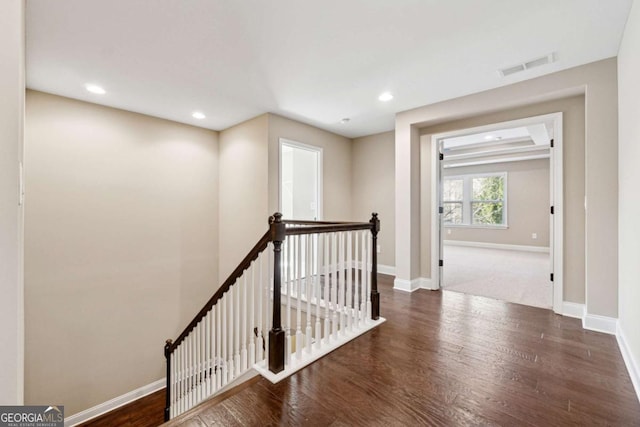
[[85, 275, 640, 426]]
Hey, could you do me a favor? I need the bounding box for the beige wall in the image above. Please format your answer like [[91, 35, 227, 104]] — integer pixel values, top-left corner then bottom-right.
[[617, 0, 640, 393], [0, 0, 25, 405], [442, 159, 550, 247], [352, 131, 395, 267], [397, 58, 616, 317], [267, 114, 352, 221], [417, 96, 585, 303], [218, 114, 269, 282], [24, 91, 219, 415]]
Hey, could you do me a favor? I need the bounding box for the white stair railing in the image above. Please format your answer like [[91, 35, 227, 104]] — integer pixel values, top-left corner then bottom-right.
[[164, 213, 382, 421], [164, 232, 273, 420]]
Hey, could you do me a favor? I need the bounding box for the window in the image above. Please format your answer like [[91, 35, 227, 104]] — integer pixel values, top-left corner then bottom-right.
[[443, 173, 507, 227]]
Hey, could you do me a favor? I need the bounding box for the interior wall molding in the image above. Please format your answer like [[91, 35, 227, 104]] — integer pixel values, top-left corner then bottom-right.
[[562, 301, 585, 319], [393, 278, 421, 292], [583, 312, 618, 335], [419, 277, 438, 290], [65, 378, 165, 426], [377, 264, 395, 276], [617, 323, 640, 404]]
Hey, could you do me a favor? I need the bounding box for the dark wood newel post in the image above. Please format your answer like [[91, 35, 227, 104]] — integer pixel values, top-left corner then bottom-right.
[[164, 339, 172, 421], [268, 213, 286, 373], [370, 213, 380, 320]]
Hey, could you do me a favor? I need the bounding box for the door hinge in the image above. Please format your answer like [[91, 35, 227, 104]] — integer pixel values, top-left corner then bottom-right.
[[439, 153, 444, 161], [550, 206, 554, 215], [550, 138, 554, 148], [439, 259, 443, 267], [550, 273, 554, 282], [438, 206, 444, 214]]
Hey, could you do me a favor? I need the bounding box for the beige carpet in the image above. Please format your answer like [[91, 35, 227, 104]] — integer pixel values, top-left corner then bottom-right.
[[442, 244, 552, 309]]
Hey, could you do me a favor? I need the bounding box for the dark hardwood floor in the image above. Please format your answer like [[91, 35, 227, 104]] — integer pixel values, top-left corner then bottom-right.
[[85, 275, 640, 426], [79, 388, 165, 427]]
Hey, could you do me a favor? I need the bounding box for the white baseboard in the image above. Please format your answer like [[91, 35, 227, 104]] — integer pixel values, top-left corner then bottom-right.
[[583, 313, 618, 335], [617, 324, 640, 404], [377, 264, 395, 276], [419, 277, 438, 290], [65, 378, 165, 426], [393, 278, 421, 292], [562, 302, 585, 319], [393, 277, 438, 292], [443, 240, 550, 253], [561, 302, 617, 334]]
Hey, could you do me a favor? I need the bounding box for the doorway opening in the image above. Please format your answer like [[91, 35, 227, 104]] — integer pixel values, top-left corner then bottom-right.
[[279, 138, 323, 221], [431, 113, 563, 313]]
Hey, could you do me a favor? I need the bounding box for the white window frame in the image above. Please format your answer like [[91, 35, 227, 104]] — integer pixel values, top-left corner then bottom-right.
[[443, 172, 508, 229]]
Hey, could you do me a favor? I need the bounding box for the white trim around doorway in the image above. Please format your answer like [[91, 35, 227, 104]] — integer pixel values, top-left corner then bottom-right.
[[430, 112, 564, 314], [278, 138, 324, 221]]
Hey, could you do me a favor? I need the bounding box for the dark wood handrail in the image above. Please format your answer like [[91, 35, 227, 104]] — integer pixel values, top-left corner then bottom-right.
[[168, 228, 272, 353], [164, 212, 380, 421], [284, 219, 362, 225], [285, 222, 372, 235]]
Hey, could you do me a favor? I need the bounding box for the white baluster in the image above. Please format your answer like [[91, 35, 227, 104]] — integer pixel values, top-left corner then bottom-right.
[[195, 322, 201, 404], [323, 233, 330, 345], [196, 321, 204, 404], [216, 302, 222, 390], [347, 231, 353, 332], [285, 237, 292, 367], [205, 311, 210, 397], [182, 339, 187, 413], [315, 233, 322, 350], [257, 253, 263, 362], [187, 335, 193, 410], [249, 262, 256, 366], [235, 279, 241, 375], [210, 306, 216, 393], [241, 273, 248, 372], [193, 331, 198, 406], [169, 348, 180, 418], [176, 346, 180, 414], [338, 232, 345, 335], [182, 341, 187, 414], [360, 230, 367, 324], [265, 245, 272, 368], [222, 293, 228, 386], [178, 344, 182, 413], [305, 234, 312, 353], [296, 234, 303, 361], [331, 232, 338, 340], [366, 231, 372, 321]]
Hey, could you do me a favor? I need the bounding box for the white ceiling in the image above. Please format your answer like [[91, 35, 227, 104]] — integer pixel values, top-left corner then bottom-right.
[[25, 0, 633, 138], [443, 124, 551, 149]]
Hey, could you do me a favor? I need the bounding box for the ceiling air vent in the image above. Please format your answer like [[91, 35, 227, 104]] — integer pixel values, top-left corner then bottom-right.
[[499, 53, 555, 77]]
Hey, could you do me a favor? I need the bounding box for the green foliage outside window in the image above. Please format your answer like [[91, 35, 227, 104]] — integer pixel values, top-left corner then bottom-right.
[[472, 176, 504, 225], [443, 174, 505, 226]]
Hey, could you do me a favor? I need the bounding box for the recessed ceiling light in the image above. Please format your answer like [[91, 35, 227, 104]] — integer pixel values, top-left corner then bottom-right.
[[85, 84, 106, 95], [340, 118, 350, 124], [378, 92, 393, 102], [484, 135, 495, 140], [192, 111, 206, 120]]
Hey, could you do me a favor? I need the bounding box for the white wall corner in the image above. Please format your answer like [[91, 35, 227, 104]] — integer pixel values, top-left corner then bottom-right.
[[65, 378, 165, 426], [582, 313, 618, 335], [419, 277, 438, 290], [393, 278, 421, 292], [562, 302, 585, 319], [616, 323, 640, 404], [377, 264, 396, 276]]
